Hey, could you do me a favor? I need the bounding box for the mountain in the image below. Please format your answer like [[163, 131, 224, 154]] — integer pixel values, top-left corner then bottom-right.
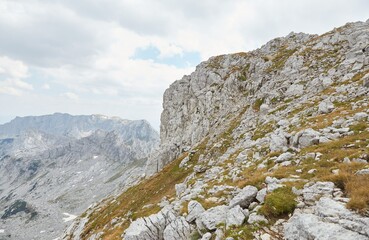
[[0, 113, 159, 240], [65, 19, 369, 240]]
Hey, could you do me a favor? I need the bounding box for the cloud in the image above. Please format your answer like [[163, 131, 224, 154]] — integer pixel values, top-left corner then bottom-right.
[[0, 0, 368, 129], [0, 55, 31, 96], [61, 92, 79, 100]]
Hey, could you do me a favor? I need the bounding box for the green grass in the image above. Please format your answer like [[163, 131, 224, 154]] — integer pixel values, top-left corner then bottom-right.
[[259, 187, 297, 218]]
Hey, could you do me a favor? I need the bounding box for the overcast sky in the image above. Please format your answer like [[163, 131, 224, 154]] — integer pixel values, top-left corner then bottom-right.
[[0, 0, 368, 130]]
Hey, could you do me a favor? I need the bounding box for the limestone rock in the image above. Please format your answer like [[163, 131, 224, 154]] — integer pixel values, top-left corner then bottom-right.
[[201, 232, 212, 240], [229, 185, 258, 208], [318, 99, 335, 114], [256, 188, 267, 203], [293, 129, 321, 148], [186, 200, 205, 223], [356, 168, 369, 175], [124, 206, 177, 240], [163, 217, 193, 240], [275, 152, 295, 163], [247, 213, 268, 224], [226, 205, 246, 227], [284, 213, 367, 240], [302, 182, 334, 204], [197, 205, 228, 231]]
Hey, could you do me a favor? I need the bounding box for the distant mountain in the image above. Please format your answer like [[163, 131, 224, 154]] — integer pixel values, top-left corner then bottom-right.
[[0, 113, 159, 240]]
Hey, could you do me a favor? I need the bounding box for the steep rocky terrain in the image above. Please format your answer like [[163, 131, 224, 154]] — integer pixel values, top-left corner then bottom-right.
[[0, 113, 159, 240], [65, 20, 369, 240]]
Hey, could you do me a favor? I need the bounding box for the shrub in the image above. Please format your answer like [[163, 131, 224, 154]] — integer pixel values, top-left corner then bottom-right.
[[259, 187, 297, 218]]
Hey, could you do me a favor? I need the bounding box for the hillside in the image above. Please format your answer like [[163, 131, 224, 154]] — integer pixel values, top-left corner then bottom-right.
[[0, 114, 159, 240], [64, 20, 369, 240]]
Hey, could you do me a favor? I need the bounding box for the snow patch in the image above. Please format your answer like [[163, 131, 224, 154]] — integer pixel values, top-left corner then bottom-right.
[[62, 213, 77, 222], [93, 155, 98, 159], [0, 229, 4, 233]]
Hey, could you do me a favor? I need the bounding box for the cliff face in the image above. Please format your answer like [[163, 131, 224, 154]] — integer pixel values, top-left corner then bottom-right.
[[146, 19, 369, 175], [65, 20, 369, 240]]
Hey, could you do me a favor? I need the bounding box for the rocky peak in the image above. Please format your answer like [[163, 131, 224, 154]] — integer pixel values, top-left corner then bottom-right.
[[146, 19, 369, 176]]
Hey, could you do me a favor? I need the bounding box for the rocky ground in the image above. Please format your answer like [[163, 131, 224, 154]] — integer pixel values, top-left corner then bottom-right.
[[64, 19, 369, 240]]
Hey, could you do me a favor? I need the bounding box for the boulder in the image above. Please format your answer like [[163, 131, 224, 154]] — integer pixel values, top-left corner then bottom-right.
[[124, 206, 177, 240], [284, 212, 368, 240], [226, 205, 246, 227], [270, 130, 289, 152], [356, 168, 369, 175], [293, 129, 321, 148], [286, 84, 304, 96], [175, 183, 186, 197], [275, 152, 295, 163], [353, 112, 368, 121], [197, 205, 228, 231], [256, 188, 267, 203], [201, 232, 212, 240], [247, 213, 268, 224], [302, 182, 334, 204], [186, 200, 205, 223], [229, 185, 258, 208], [318, 100, 334, 114], [163, 217, 193, 240], [363, 73, 369, 87]]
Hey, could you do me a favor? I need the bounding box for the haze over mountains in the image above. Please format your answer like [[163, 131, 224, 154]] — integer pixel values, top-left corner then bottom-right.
[[0, 113, 159, 240]]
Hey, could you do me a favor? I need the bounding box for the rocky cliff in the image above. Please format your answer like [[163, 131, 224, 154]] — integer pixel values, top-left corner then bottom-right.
[[65, 19, 369, 240]]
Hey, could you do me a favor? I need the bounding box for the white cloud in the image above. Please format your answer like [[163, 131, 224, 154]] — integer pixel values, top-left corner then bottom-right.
[[61, 92, 79, 100], [0, 55, 31, 96], [0, 0, 368, 128]]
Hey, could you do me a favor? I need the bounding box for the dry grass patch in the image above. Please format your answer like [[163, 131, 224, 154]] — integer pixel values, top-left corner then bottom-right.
[[322, 163, 369, 212], [79, 152, 194, 239]]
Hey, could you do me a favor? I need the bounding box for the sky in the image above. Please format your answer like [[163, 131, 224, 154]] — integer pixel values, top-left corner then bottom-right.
[[0, 0, 368, 130]]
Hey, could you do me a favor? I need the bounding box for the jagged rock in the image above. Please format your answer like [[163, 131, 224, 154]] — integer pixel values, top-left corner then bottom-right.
[[318, 99, 335, 114], [229, 185, 258, 208], [215, 228, 224, 240], [123, 206, 177, 240], [226, 205, 246, 227], [260, 104, 270, 114], [285, 197, 369, 240], [194, 165, 207, 173], [275, 152, 295, 163], [363, 73, 369, 87], [179, 156, 190, 168], [247, 213, 268, 224], [163, 217, 193, 240], [186, 200, 205, 223], [175, 183, 187, 197], [353, 112, 368, 121], [256, 188, 267, 203], [293, 129, 321, 148], [269, 131, 287, 152], [265, 176, 284, 192], [284, 213, 367, 240], [201, 232, 212, 240], [356, 168, 369, 175], [285, 84, 304, 96], [302, 182, 334, 204], [197, 205, 228, 231]]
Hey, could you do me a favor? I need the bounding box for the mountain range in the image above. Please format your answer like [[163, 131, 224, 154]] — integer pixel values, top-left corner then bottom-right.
[[0, 113, 159, 240]]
